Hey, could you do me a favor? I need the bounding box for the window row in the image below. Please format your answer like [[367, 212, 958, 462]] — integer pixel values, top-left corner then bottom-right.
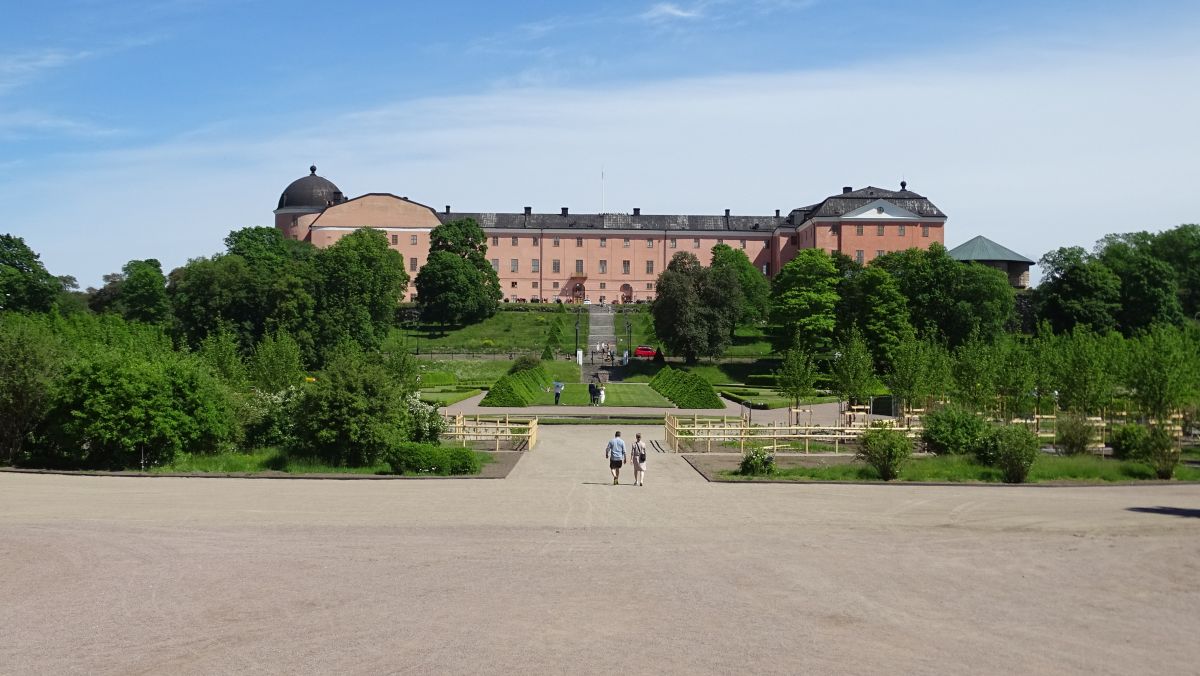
[[486, 236, 755, 250], [852, 224, 931, 237], [390, 234, 420, 245], [488, 259, 656, 274], [505, 281, 658, 291]]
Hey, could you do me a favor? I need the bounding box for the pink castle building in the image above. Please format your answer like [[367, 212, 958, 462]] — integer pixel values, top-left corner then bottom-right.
[[274, 166, 947, 303]]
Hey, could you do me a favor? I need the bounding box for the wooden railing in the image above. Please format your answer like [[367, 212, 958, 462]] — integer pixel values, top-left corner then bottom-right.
[[663, 413, 922, 454], [442, 414, 539, 451]]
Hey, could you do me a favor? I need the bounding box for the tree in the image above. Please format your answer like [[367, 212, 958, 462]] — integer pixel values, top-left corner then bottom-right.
[[313, 229, 408, 359], [249, 331, 305, 392], [420, 218, 501, 323], [0, 234, 60, 313], [770, 249, 839, 354], [1096, 242, 1183, 335], [830, 327, 876, 406], [882, 333, 943, 418], [1033, 246, 1121, 334], [710, 244, 769, 325], [1148, 223, 1200, 318], [951, 335, 1001, 415], [775, 347, 818, 407], [651, 252, 737, 363], [837, 266, 912, 369], [0, 314, 65, 463], [118, 259, 171, 324], [1054, 327, 1123, 415], [1126, 324, 1199, 422]]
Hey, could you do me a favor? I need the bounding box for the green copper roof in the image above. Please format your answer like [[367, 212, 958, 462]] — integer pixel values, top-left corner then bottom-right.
[[949, 235, 1033, 264]]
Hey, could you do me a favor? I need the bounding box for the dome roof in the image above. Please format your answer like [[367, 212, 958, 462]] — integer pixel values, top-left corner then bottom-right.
[[277, 165, 345, 210]]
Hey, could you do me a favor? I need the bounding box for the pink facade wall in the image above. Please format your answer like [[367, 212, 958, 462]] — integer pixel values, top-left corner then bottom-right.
[[806, 220, 945, 265]]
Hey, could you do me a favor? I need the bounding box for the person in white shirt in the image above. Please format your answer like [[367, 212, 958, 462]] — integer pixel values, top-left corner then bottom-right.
[[630, 433, 647, 486]]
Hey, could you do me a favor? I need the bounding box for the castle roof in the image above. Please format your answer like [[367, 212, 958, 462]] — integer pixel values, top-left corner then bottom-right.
[[788, 184, 946, 223], [277, 165, 345, 210], [949, 235, 1033, 264]]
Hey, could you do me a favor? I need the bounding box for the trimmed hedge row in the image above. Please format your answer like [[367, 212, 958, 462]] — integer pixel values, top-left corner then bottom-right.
[[719, 390, 771, 410], [651, 366, 722, 409], [479, 364, 551, 407], [385, 442, 482, 475]]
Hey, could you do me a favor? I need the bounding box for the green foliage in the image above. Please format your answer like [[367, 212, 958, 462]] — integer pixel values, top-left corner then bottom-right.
[[830, 327, 876, 405], [0, 314, 66, 463], [882, 334, 946, 415], [1125, 324, 1199, 422], [198, 326, 247, 387], [1110, 423, 1150, 461], [951, 335, 1000, 414], [248, 331, 305, 392], [405, 393, 445, 443], [242, 386, 301, 448], [385, 442, 482, 475], [739, 446, 775, 475], [541, 342, 555, 360], [118, 259, 171, 324], [291, 344, 410, 467], [651, 252, 739, 363], [418, 218, 500, 325], [479, 365, 551, 406], [1142, 426, 1180, 479], [856, 425, 912, 481], [921, 404, 989, 455], [1147, 223, 1200, 318], [837, 266, 912, 369], [1053, 327, 1123, 414], [770, 249, 839, 354], [314, 229, 409, 360], [649, 366, 722, 408], [1054, 414, 1096, 456], [1034, 246, 1121, 334], [0, 234, 60, 313], [1097, 241, 1183, 335], [978, 424, 1040, 483], [508, 355, 542, 374], [710, 243, 770, 325], [775, 347, 818, 407]]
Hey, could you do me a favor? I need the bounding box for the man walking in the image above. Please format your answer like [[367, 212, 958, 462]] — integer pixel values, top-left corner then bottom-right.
[[552, 380, 565, 405], [605, 431, 626, 485]]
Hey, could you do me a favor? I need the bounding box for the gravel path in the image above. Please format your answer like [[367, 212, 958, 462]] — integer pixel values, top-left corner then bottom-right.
[[2, 424, 1199, 675]]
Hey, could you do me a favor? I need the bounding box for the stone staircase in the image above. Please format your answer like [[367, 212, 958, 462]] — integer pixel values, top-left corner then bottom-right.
[[583, 305, 617, 383]]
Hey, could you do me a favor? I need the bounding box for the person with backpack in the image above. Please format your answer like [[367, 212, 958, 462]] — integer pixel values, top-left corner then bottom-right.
[[630, 432, 648, 486], [605, 431, 626, 485]]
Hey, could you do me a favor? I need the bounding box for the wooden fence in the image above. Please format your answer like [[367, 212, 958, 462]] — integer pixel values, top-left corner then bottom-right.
[[442, 414, 539, 451], [663, 413, 922, 454]]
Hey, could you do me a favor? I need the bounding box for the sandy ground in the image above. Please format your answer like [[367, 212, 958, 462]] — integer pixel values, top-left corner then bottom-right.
[[2, 424, 1200, 675]]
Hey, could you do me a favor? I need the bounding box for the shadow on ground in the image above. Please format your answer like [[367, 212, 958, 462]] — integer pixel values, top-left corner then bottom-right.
[[1127, 506, 1200, 519]]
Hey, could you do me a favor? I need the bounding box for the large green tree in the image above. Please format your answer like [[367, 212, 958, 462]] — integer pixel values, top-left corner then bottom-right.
[[770, 249, 839, 354], [837, 266, 912, 369], [118, 259, 171, 325], [710, 244, 770, 325], [1033, 246, 1121, 334], [1096, 239, 1183, 335], [418, 218, 501, 324], [0, 314, 65, 463], [314, 229, 408, 356], [0, 234, 60, 313], [1148, 224, 1200, 318], [830, 326, 877, 406], [651, 252, 738, 363], [1126, 324, 1199, 422], [775, 347, 818, 408]]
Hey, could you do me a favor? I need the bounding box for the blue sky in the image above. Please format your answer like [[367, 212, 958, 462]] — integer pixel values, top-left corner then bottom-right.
[[3, 0, 1199, 285]]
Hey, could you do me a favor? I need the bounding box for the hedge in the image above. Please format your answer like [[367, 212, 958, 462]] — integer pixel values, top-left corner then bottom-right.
[[719, 390, 771, 410], [385, 442, 482, 475], [479, 364, 551, 407], [650, 366, 722, 409]]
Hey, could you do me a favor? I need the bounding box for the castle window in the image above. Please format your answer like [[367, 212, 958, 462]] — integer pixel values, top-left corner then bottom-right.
[[491, 259, 499, 271], [647, 239, 654, 249], [532, 281, 539, 289], [876, 250, 884, 258], [576, 237, 583, 247], [532, 237, 539, 246], [600, 237, 607, 248], [646, 261, 654, 274], [877, 225, 884, 237], [646, 283, 653, 290], [511, 281, 517, 288], [553, 237, 560, 247], [511, 236, 518, 246], [510, 259, 519, 273], [409, 257, 417, 272], [670, 238, 677, 249], [575, 259, 584, 273], [492, 236, 498, 246], [623, 238, 630, 248], [391, 234, 398, 245], [552, 259, 561, 273], [740, 239, 746, 249], [898, 224, 906, 236], [599, 260, 608, 274], [693, 238, 700, 248], [856, 224, 864, 236], [410, 235, 418, 245], [553, 281, 560, 289], [599, 282, 607, 290], [531, 259, 540, 273], [855, 250, 864, 264], [922, 225, 930, 237], [622, 260, 630, 275]]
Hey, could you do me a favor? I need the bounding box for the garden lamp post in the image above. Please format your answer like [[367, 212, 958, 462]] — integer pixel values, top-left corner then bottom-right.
[[625, 312, 632, 352], [575, 306, 580, 354]]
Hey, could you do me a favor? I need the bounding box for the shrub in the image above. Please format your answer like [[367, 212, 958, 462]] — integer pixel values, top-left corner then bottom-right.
[[1110, 423, 1150, 461], [857, 426, 912, 481], [541, 343, 554, 360], [978, 425, 1040, 483], [479, 365, 550, 407], [650, 366, 721, 408], [406, 393, 445, 443], [1055, 414, 1095, 456], [921, 404, 989, 455], [291, 346, 409, 467], [508, 355, 542, 374], [243, 386, 301, 448], [1143, 426, 1180, 480], [739, 447, 775, 475], [386, 442, 481, 475]]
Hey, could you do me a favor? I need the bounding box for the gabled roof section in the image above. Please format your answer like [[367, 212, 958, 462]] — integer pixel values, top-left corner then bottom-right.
[[790, 184, 946, 222], [949, 235, 1034, 264]]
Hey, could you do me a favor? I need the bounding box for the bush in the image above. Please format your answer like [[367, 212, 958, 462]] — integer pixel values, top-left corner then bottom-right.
[[739, 447, 775, 475], [243, 386, 301, 448], [541, 343, 555, 360], [508, 355, 542, 374], [406, 393, 445, 443], [650, 366, 722, 408], [921, 404, 989, 455], [1055, 414, 1095, 456], [291, 346, 409, 467], [385, 442, 482, 475], [479, 365, 550, 407], [857, 426, 912, 481], [978, 425, 1040, 483], [1143, 426, 1180, 480], [1110, 423, 1150, 461]]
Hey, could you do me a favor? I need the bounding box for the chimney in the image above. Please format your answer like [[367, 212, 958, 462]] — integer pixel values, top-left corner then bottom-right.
[[842, 186, 853, 194], [633, 207, 641, 216], [561, 207, 569, 216], [724, 208, 731, 217], [524, 206, 532, 215], [775, 209, 780, 218], [444, 205, 450, 214]]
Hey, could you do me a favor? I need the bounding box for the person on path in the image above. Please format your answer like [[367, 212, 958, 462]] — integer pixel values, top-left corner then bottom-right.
[[588, 381, 599, 406], [552, 381, 565, 405], [630, 433, 647, 486], [605, 431, 626, 485], [598, 384, 606, 406]]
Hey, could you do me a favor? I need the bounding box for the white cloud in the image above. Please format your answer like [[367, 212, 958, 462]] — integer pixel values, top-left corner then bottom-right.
[[640, 3, 704, 21], [0, 48, 93, 93], [3, 39, 1198, 287]]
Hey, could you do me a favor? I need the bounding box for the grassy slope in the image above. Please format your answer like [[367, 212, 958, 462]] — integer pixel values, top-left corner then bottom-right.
[[400, 310, 590, 352], [529, 383, 673, 407], [620, 360, 781, 386], [417, 359, 581, 386]]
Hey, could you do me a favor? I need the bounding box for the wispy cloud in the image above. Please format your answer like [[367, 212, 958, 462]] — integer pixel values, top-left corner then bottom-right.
[[0, 111, 121, 140], [640, 3, 705, 22], [0, 48, 94, 93]]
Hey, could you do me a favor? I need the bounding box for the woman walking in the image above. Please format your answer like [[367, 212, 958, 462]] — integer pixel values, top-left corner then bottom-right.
[[631, 432, 647, 486]]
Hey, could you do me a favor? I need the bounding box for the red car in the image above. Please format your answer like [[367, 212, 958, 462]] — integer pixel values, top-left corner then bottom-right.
[[634, 345, 658, 358]]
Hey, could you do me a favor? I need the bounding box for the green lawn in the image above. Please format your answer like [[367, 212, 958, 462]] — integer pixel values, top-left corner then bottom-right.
[[419, 388, 483, 405], [620, 359, 781, 386], [722, 454, 1200, 483], [417, 359, 581, 387], [530, 383, 673, 407], [725, 325, 776, 357], [718, 387, 838, 409], [398, 309, 590, 353], [154, 448, 492, 475]]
